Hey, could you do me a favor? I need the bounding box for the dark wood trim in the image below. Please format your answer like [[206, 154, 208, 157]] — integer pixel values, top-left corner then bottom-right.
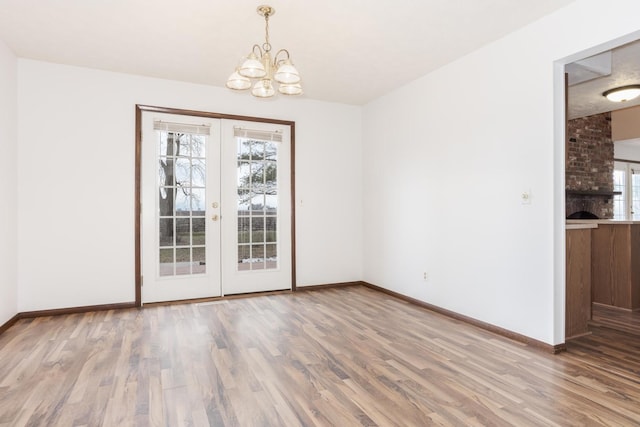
[[134, 104, 297, 303], [565, 189, 621, 197], [290, 122, 297, 291], [142, 289, 295, 308], [135, 105, 142, 307], [593, 301, 638, 312], [295, 281, 363, 291], [565, 72, 568, 169], [18, 302, 137, 319], [136, 105, 295, 126], [614, 158, 640, 165], [0, 314, 20, 335], [361, 282, 566, 354]]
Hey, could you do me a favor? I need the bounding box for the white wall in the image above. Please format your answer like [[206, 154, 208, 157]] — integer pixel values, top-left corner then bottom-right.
[[17, 60, 362, 311], [614, 140, 640, 161], [362, 0, 640, 345], [612, 106, 640, 142], [0, 40, 18, 324]]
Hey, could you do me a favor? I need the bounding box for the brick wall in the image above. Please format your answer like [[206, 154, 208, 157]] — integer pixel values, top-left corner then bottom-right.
[[566, 112, 613, 219]]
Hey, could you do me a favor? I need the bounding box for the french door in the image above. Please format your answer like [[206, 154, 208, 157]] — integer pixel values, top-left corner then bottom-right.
[[140, 111, 292, 303]]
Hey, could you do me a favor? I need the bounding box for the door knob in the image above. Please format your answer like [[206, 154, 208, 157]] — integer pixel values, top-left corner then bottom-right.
[[211, 214, 219, 221]]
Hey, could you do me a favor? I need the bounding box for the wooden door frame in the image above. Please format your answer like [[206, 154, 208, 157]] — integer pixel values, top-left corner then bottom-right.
[[134, 104, 297, 307]]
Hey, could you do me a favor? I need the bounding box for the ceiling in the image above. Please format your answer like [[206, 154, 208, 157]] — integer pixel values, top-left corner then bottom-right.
[[568, 40, 640, 119], [0, 0, 576, 105]]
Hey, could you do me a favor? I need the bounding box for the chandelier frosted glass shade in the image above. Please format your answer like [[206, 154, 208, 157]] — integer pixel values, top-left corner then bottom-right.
[[274, 60, 301, 84], [603, 85, 640, 102], [278, 83, 303, 95], [225, 70, 252, 90], [226, 5, 303, 99], [239, 53, 267, 79], [252, 79, 276, 98]]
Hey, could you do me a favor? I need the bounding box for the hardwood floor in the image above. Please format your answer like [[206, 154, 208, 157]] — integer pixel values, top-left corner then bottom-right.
[[591, 303, 640, 336], [1, 285, 640, 426]]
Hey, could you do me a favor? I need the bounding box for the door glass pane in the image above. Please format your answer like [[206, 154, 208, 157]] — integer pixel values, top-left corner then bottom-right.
[[236, 136, 279, 271], [192, 159, 206, 187], [238, 217, 250, 243], [613, 169, 625, 219], [633, 170, 640, 220], [176, 218, 190, 245], [175, 158, 190, 184], [175, 190, 190, 215], [251, 217, 265, 243], [159, 218, 174, 246], [157, 131, 207, 277], [159, 248, 174, 276], [251, 244, 265, 270], [192, 135, 205, 157], [265, 244, 277, 269], [266, 217, 276, 242], [252, 141, 265, 160], [192, 218, 205, 245], [176, 248, 191, 275], [193, 247, 206, 274], [238, 245, 250, 271], [191, 188, 206, 213]]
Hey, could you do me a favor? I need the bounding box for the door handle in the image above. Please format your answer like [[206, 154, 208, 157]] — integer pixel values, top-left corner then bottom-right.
[[211, 214, 219, 221]]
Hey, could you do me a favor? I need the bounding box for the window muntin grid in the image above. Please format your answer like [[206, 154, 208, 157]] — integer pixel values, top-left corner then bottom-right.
[[157, 131, 207, 276], [236, 137, 278, 271]]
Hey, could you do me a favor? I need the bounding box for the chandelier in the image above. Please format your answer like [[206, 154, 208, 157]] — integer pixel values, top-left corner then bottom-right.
[[226, 5, 302, 98]]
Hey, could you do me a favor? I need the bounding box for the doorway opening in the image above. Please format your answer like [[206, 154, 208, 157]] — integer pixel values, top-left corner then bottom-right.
[[559, 33, 640, 343]]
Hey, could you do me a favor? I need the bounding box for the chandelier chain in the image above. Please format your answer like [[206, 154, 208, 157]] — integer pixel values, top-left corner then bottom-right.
[[263, 13, 271, 52]]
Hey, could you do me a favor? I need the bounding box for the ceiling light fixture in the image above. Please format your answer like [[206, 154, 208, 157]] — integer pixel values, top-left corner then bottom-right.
[[602, 85, 640, 102], [226, 5, 302, 98]]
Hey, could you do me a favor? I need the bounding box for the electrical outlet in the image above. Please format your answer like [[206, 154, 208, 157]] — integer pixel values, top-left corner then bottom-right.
[[423, 271, 429, 281]]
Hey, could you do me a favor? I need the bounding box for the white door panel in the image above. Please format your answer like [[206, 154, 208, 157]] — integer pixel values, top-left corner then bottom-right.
[[141, 113, 292, 302], [141, 112, 222, 303], [221, 120, 292, 295]]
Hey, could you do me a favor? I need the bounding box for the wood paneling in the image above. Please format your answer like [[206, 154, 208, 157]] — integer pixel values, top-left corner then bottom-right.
[[3, 286, 640, 425], [566, 228, 592, 339], [591, 224, 640, 310], [631, 224, 640, 310]]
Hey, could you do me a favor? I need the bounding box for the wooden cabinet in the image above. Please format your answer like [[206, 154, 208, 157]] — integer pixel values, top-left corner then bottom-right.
[[566, 228, 592, 339], [591, 224, 640, 310]]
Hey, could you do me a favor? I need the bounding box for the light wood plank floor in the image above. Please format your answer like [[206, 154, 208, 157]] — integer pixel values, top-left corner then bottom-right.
[[1, 285, 640, 426]]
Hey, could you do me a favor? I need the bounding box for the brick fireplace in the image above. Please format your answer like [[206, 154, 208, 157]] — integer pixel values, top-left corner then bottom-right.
[[566, 112, 614, 219]]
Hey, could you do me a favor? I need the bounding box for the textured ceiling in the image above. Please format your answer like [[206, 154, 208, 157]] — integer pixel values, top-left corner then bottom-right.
[[568, 40, 640, 119], [0, 0, 576, 105]]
